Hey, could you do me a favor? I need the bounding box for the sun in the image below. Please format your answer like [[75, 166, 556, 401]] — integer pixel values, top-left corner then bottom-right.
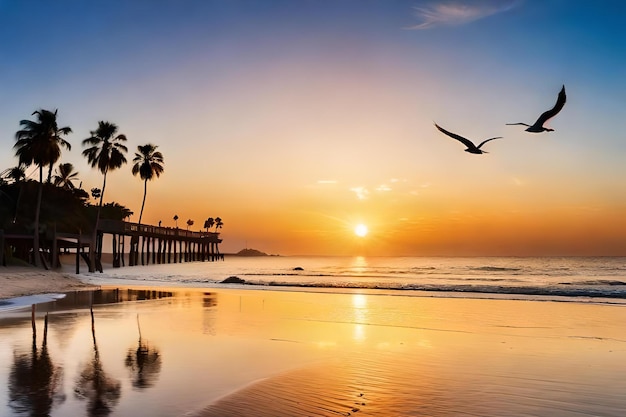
[[354, 224, 368, 237]]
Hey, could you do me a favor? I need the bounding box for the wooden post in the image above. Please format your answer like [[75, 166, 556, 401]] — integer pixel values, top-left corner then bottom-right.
[[0, 229, 5, 267], [121, 234, 126, 267], [51, 224, 58, 269], [112, 234, 118, 267], [75, 238, 80, 274]]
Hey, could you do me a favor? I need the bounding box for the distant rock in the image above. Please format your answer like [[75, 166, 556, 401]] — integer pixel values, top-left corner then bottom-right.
[[236, 248, 268, 257], [221, 276, 246, 284]]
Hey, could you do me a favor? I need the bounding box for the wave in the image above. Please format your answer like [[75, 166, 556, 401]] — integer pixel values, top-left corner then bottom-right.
[[470, 266, 522, 272], [217, 279, 626, 302]]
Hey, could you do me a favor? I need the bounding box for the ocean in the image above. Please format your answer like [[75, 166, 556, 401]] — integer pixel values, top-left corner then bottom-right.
[[77, 255, 626, 303]]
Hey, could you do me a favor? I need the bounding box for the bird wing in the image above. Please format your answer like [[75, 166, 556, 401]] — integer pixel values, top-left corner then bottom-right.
[[476, 137, 502, 149], [505, 122, 529, 126], [534, 85, 566, 126], [434, 123, 476, 149]]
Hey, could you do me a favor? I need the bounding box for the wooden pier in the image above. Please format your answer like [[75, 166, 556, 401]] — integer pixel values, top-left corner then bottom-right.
[[1, 219, 222, 272]]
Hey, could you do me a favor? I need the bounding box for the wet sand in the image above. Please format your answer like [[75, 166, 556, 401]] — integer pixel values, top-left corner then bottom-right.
[[192, 291, 626, 417], [1, 281, 626, 416]]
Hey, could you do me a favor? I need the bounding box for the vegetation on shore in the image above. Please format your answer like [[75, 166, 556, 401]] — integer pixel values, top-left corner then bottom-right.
[[1, 108, 224, 267]]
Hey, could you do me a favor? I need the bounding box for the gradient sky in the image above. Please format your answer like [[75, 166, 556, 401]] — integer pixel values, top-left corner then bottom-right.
[[1, 0, 625, 256]]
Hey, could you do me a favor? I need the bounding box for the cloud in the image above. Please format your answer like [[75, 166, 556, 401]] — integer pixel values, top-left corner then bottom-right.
[[406, 0, 521, 30], [350, 186, 370, 200]]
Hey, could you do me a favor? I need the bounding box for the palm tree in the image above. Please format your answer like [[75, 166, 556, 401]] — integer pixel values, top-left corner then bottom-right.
[[131, 144, 164, 225], [186, 219, 194, 230], [14, 109, 72, 183], [90, 188, 101, 201], [1, 165, 26, 184], [215, 217, 223, 231], [52, 162, 80, 190], [14, 109, 72, 267], [82, 121, 128, 271], [204, 217, 214, 232], [173, 214, 178, 228]]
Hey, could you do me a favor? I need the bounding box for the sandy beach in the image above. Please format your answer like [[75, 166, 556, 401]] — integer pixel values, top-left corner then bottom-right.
[[1, 275, 626, 416], [0, 266, 97, 300]]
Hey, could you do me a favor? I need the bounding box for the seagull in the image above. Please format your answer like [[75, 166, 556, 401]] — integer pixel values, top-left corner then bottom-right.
[[434, 123, 502, 154], [506, 85, 566, 132]]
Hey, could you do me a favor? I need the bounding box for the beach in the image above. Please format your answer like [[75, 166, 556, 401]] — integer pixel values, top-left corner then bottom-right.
[[1, 264, 626, 416], [0, 266, 96, 300]]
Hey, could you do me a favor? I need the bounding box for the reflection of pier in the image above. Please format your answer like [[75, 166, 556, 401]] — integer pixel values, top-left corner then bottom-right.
[[1, 220, 222, 272]]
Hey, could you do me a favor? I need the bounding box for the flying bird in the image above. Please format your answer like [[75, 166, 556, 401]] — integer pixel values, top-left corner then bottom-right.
[[434, 123, 502, 154], [506, 85, 566, 132]]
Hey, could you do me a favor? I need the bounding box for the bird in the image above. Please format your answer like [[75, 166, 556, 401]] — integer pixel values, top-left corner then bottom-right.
[[434, 123, 502, 154], [506, 85, 566, 132]]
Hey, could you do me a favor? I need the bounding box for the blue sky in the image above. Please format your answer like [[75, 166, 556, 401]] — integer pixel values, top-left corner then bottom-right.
[[1, 1, 625, 255]]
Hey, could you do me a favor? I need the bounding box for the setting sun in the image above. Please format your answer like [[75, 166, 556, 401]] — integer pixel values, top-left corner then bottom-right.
[[354, 224, 368, 237]]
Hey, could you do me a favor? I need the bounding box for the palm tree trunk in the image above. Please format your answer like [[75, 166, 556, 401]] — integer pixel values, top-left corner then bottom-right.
[[33, 166, 43, 267], [138, 180, 147, 225], [89, 171, 108, 273]]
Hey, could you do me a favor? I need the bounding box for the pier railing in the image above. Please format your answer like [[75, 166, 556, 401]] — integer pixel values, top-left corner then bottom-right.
[[98, 219, 221, 241]]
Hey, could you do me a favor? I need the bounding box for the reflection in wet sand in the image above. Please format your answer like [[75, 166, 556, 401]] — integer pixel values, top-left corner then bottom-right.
[[125, 315, 162, 389], [9, 312, 65, 416], [2, 287, 626, 416], [74, 308, 121, 416]]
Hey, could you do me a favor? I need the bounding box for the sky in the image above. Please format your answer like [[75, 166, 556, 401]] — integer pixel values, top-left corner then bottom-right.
[[1, 0, 625, 256]]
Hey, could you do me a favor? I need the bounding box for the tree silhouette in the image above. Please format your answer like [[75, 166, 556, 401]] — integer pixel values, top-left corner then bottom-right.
[[204, 217, 214, 232], [131, 144, 164, 225], [1, 165, 26, 184], [14, 109, 72, 267], [173, 214, 178, 228], [186, 219, 194, 230], [53, 162, 80, 190], [90, 188, 101, 201], [215, 217, 223, 231], [82, 121, 128, 271]]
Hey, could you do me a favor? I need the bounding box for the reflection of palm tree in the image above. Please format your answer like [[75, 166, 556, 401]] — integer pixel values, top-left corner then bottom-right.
[[131, 144, 164, 225], [53, 162, 80, 190], [14, 109, 72, 267], [82, 121, 128, 272], [74, 308, 121, 416], [9, 313, 65, 416], [125, 315, 162, 389]]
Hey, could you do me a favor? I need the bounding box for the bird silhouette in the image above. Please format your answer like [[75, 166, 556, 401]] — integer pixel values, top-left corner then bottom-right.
[[434, 123, 501, 154], [506, 85, 566, 132]]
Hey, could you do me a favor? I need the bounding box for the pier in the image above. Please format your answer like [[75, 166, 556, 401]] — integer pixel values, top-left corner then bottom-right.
[[1, 219, 222, 272]]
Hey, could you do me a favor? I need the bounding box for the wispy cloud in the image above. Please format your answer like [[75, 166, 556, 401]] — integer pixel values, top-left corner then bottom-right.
[[350, 186, 370, 200], [406, 0, 521, 30]]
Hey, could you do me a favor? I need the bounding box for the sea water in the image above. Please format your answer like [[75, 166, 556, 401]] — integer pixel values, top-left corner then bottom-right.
[[75, 256, 626, 303]]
